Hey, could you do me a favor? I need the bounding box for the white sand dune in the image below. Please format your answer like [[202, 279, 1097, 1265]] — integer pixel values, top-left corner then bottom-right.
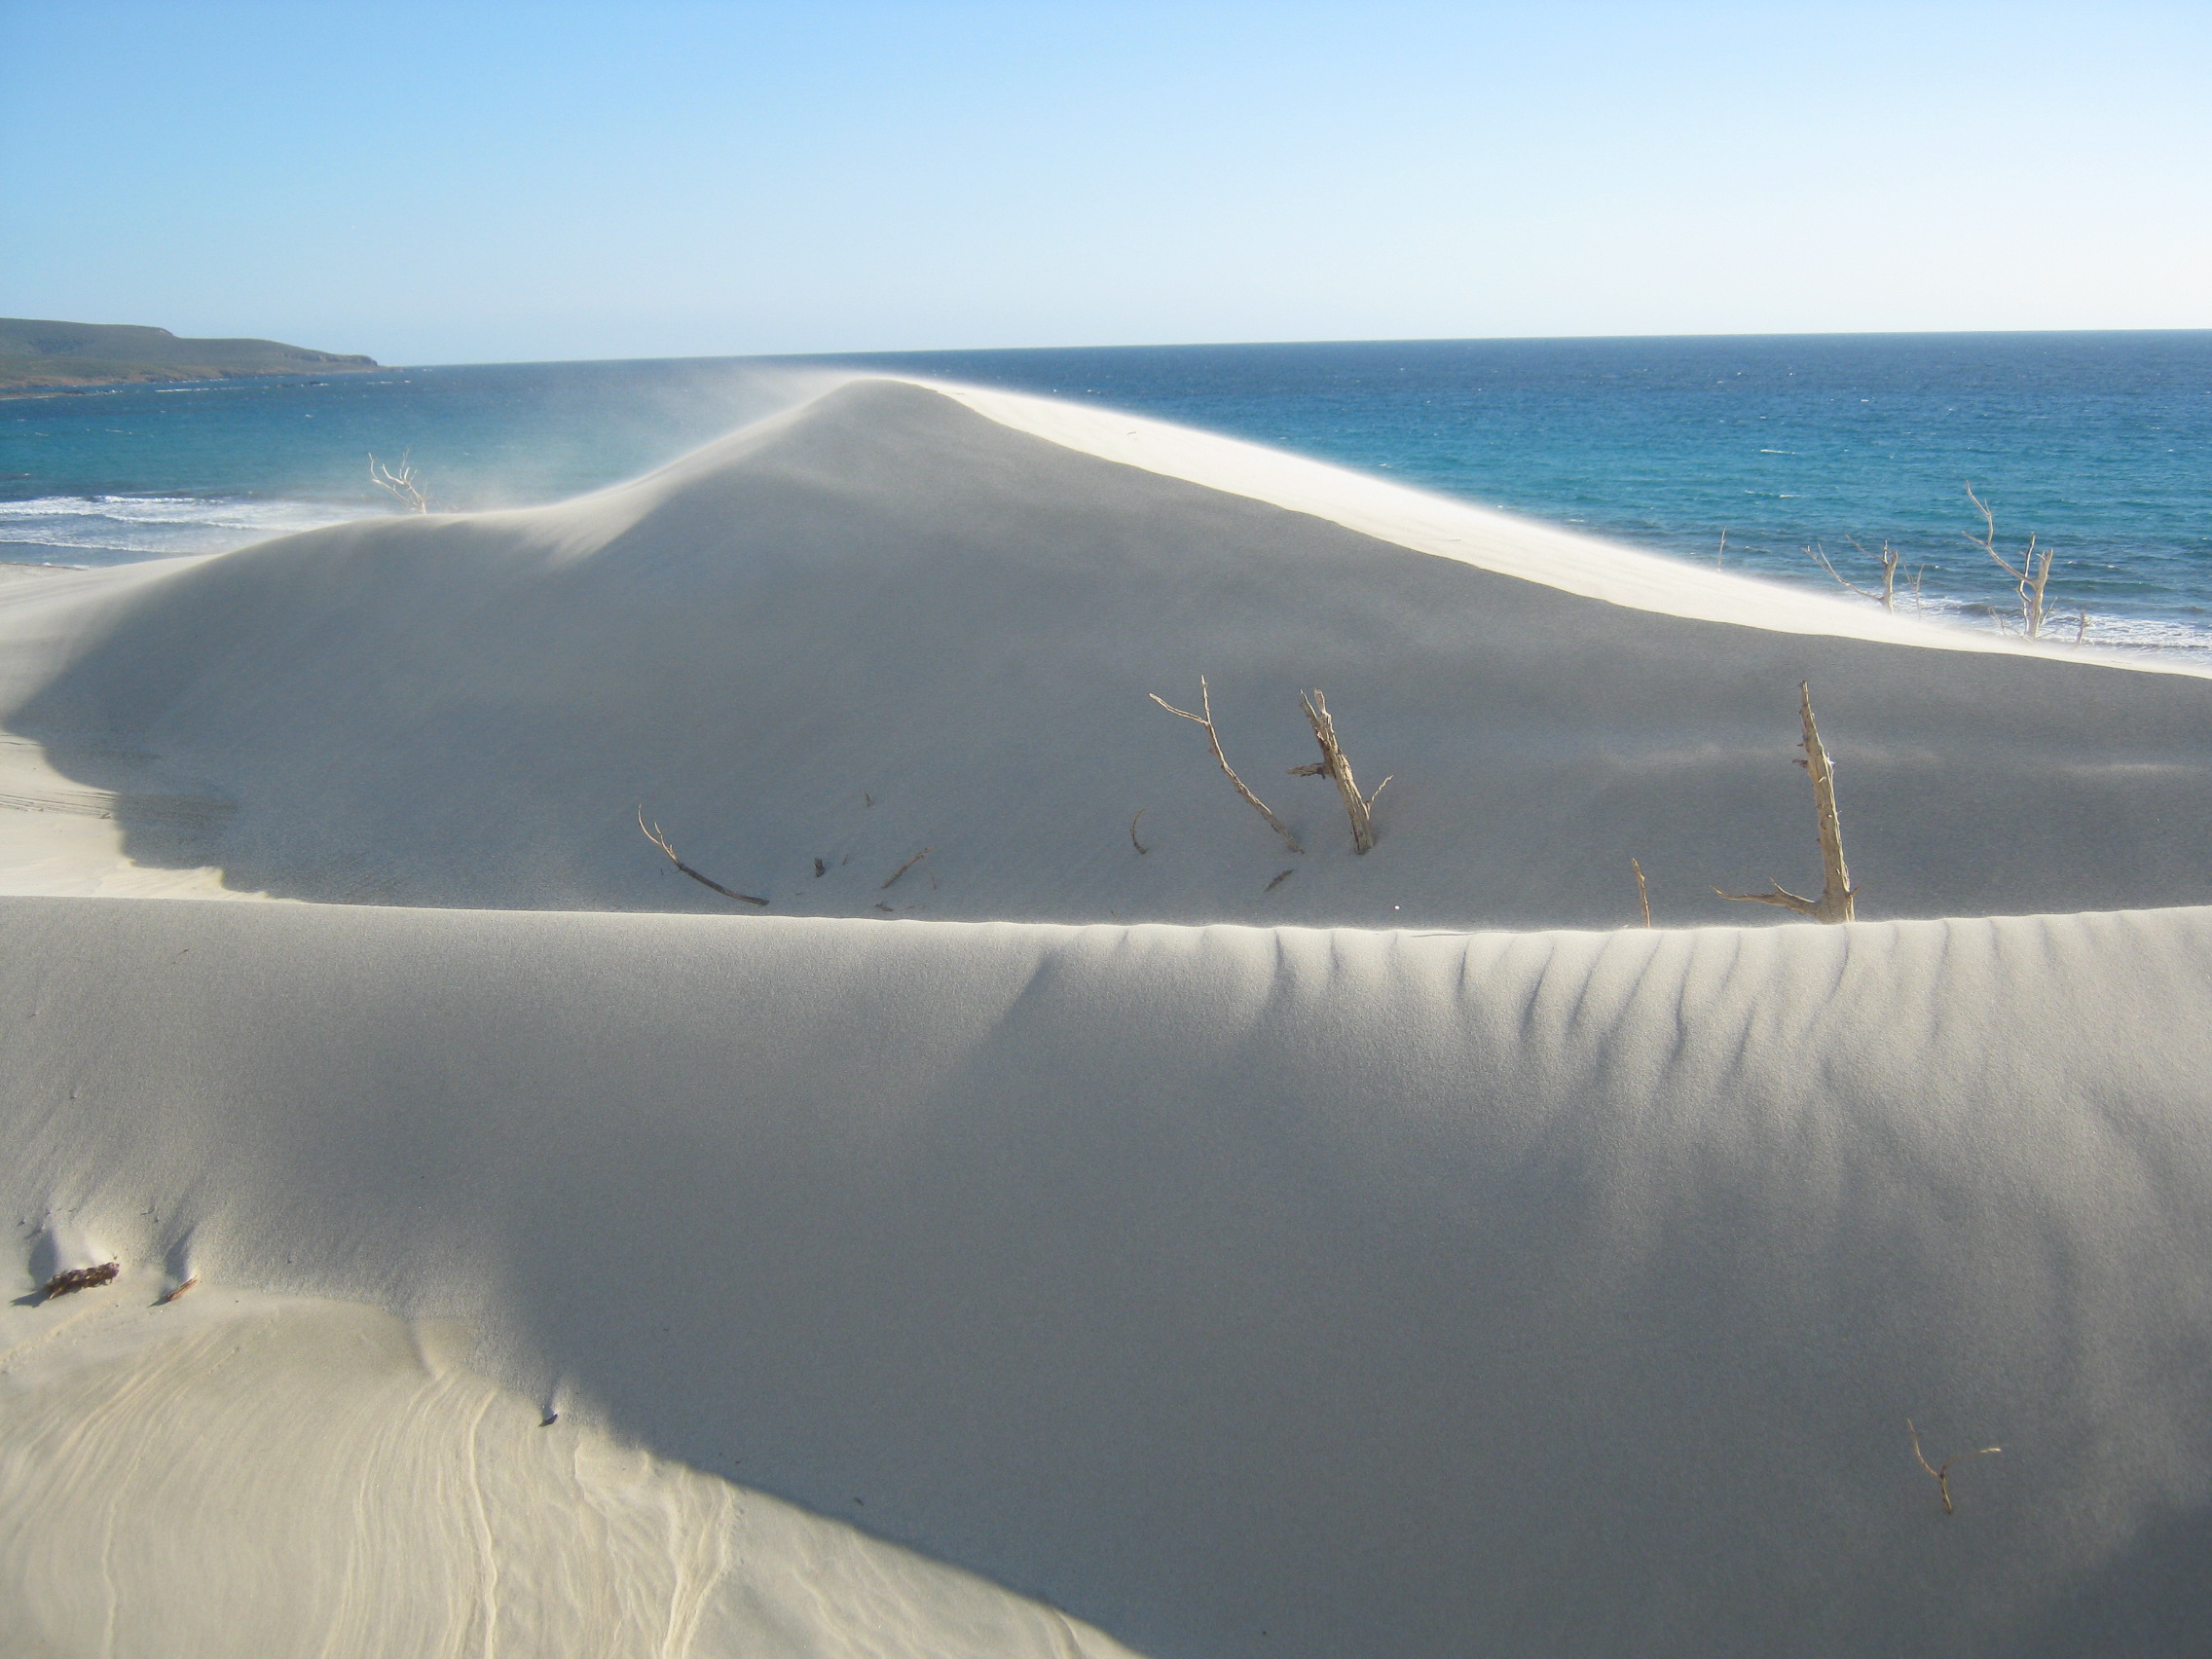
[[5, 379, 2208, 924], [3, 1275, 1139, 1659], [3, 380, 2211, 1656]]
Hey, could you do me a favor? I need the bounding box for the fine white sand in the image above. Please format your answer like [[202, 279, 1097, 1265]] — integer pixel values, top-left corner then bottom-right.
[[5, 379, 2210, 925], [3, 380, 2210, 1657]]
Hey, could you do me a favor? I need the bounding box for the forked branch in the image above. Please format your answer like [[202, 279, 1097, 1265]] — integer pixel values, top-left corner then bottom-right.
[[1292, 689, 1389, 853], [1807, 536, 1914, 612], [1965, 482, 2056, 638], [1150, 677, 1303, 854], [637, 807, 767, 905], [1908, 1419, 2001, 1515], [369, 451, 430, 513], [1716, 681, 1858, 923]]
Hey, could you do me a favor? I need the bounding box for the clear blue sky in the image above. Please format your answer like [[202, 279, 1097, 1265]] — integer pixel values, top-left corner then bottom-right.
[[4, 1, 2207, 365]]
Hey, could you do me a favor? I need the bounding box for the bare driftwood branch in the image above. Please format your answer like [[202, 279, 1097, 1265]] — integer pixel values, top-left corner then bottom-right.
[[880, 847, 931, 890], [1965, 482, 2058, 639], [1264, 867, 1295, 892], [1632, 857, 1651, 928], [1807, 536, 1907, 611], [368, 451, 429, 513], [1129, 809, 1149, 855], [1292, 689, 1388, 853], [1150, 678, 1303, 854], [1908, 1419, 2001, 1515], [637, 807, 768, 905], [156, 1275, 199, 1305], [42, 1262, 119, 1300], [1716, 682, 1858, 923]]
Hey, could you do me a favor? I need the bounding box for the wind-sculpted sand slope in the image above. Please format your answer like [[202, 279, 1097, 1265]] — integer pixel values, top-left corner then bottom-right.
[[1, 1283, 1138, 1659], [5, 895, 2211, 1657], [5, 378, 2211, 923]]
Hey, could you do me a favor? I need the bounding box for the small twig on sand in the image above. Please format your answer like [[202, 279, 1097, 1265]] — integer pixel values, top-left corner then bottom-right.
[[880, 847, 932, 890], [42, 1263, 119, 1301], [637, 807, 768, 905], [1716, 682, 1858, 923], [1632, 857, 1651, 927], [1264, 867, 1295, 892], [156, 1276, 199, 1305], [1150, 677, 1302, 854], [1908, 1419, 2001, 1515], [1129, 809, 1149, 855], [1292, 689, 1388, 853]]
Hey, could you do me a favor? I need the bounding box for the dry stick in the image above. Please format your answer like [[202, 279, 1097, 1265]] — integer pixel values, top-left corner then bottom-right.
[[1805, 540, 1888, 608], [1292, 689, 1390, 854], [1965, 481, 2056, 639], [368, 452, 429, 513], [880, 847, 932, 890], [1908, 1419, 2001, 1515], [1149, 678, 1303, 854], [637, 807, 768, 905], [1806, 535, 1904, 611], [1631, 857, 1651, 928], [1264, 867, 1295, 892], [1715, 682, 1858, 923], [1129, 809, 1150, 855]]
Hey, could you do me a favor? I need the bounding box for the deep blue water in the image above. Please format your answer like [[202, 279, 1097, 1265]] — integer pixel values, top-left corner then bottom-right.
[[6, 332, 2209, 651]]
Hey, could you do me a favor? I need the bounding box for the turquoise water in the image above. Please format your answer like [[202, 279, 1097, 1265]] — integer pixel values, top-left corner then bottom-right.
[[5, 332, 2209, 650]]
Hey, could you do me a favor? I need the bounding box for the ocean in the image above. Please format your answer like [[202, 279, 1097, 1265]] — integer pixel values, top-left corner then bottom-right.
[[5, 332, 2209, 652]]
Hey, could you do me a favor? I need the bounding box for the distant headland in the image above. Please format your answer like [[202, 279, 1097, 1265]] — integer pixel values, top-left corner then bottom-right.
[[0, 317, 380, 393]]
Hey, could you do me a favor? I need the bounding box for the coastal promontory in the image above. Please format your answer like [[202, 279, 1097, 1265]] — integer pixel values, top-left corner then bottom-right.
[[0, 316, 378, 392]]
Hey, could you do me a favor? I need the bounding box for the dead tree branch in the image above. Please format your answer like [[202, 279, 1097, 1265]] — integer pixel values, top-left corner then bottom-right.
[[1804, 536, 1907, 611], [1716, 682, 1858, 923], [880, 847, 932, 890], [637, 807, 768, 905], [1632, 857, 1651, 928], [1908, 1419, 2001, 1515], [1965, 482, 2056, 639], [369, 452, 429, 513], [1291, 689, 1388, 853], [1150, 678, 1302, 854], [1129, 809, 1149, 855]]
